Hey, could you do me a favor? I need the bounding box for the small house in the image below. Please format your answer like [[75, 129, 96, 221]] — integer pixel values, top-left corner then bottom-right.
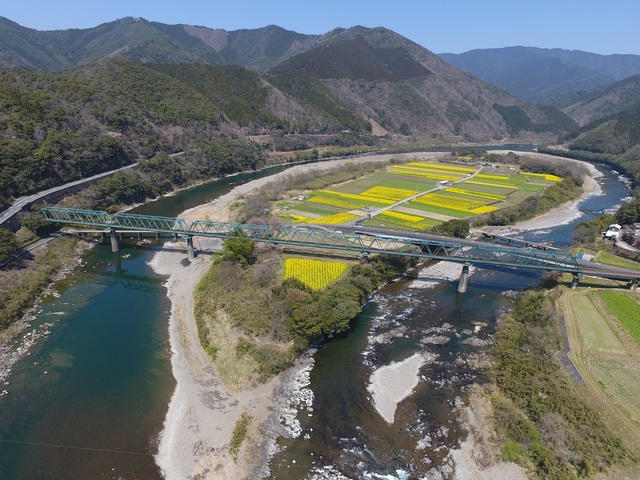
[[604, 224, 622, 239]]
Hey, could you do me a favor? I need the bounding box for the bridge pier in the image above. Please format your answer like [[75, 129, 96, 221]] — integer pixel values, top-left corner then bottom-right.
[[630, 279, 638, 291], [457, 263, 471, 294], [571, 274, 579, 290], [186, 236, 195, 262], [110, 228, 119, 253]]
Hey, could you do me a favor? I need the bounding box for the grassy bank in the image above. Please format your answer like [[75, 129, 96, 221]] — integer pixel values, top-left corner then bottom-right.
[[193, 242, 415, 390], [0, 236, 80, 331], [490, 290, 634, 479]]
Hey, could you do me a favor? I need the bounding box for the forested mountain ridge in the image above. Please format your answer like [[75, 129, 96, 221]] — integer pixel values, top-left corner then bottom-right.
[[553, 74, 640, 126], [267, 26, 576, 140], [0, 20, 578, 210], [440, 46, 640, 103], [537, 77, 640, 186], [0, 16, 320, 71]]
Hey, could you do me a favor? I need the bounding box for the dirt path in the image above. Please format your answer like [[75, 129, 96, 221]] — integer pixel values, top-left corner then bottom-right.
[[559, 289, 640, 456]]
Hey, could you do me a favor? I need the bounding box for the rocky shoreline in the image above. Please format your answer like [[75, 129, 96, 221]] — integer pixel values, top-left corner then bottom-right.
[[133, 151, 605, 479], [0, 150, 613, 479]]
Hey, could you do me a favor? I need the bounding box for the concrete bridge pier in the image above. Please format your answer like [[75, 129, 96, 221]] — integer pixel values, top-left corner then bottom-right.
[[457, 263, 471, 294], [630, 279, 638, 291], [110, 228, 119, 253], [186, 236, 195, 262], [571, 274, 580, 290]]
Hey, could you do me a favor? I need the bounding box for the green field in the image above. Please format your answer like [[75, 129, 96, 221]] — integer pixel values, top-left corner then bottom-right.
[[278, 160, 563, 229], [574, 294, 626, 353], [598, 292, 640, 343], [583, 356, 640, 426]]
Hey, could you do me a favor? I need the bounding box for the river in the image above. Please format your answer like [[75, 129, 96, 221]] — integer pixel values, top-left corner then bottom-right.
[[0, 154, 630, 479]]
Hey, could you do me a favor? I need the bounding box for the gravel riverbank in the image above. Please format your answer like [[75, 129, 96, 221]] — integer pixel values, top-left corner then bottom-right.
[[152, 151, 600, 479]]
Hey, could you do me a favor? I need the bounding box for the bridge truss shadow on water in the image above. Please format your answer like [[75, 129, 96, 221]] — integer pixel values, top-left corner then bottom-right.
[[41, 207, 640, 293]]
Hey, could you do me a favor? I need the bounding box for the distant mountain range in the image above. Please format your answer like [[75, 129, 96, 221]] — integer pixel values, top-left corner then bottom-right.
[[0, 17, 577, 142], [0, 16, 322, 71], [440, 46, 640, 103], [2, 16, 639, 200]]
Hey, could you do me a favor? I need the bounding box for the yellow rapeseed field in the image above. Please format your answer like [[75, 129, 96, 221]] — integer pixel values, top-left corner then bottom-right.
[[406, 162, 476, 172], [284, 258, 347, 290], [413, 193, 487, 211], [445, 187, 505, 201], [360, 186, 417, 202], [376, 210, 433, 230], [308, 212, 360, 224], [524, 172, 562, 182]]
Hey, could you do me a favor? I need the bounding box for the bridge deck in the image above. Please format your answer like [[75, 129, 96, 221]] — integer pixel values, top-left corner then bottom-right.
[[40, 207, 640, 281]]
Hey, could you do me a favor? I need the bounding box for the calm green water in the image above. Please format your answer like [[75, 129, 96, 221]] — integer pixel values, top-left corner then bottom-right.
[[0, 152, 628, 479], [0, 165, 290, 480], [0, 248, 172, 479]]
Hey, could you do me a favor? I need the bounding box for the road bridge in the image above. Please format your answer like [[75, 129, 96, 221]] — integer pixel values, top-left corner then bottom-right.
[[40, 207, 640, 293]]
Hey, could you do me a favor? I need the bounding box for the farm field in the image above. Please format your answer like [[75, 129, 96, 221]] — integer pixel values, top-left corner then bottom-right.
[[572, 294, 626, 353], [561, 289, 640, 455], [283, 257, 347, 290], [598, 292, 640, 343], [276, 159, 561, 230]]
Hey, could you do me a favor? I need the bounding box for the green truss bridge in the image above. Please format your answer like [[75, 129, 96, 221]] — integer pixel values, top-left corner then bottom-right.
[[41, 207, 639, 293]]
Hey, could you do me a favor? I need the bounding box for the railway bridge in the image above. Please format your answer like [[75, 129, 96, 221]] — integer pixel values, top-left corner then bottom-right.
[[41, 207, 640, 294]]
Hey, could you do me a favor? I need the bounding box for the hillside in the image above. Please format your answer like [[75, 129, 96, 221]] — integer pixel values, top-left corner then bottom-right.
[[0, 16, 229, 70], [0, 17, 320, 71], [270, 27, 577, 141], [553, 74, 640, 126], [440, 46, 640, 103], [0, 22, 579, 209], [539, 76, 640, 186]]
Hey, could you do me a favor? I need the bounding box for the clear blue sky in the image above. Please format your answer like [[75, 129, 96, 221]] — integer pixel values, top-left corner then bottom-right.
[[3, 0, 638, 55]]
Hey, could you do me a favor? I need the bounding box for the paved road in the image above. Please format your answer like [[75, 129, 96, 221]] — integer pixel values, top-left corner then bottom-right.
[[0, 235, 58, 268], [0, 163, 137, 227]]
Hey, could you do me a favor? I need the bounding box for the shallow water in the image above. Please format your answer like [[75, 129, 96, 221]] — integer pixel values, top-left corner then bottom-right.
[[266, 164, 630, 479], [0, 154, 628, 479], [0, 248, 172, 479]]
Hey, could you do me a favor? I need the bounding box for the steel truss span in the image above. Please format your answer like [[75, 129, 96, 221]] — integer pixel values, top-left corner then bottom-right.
[[40, 207, 591, 274]]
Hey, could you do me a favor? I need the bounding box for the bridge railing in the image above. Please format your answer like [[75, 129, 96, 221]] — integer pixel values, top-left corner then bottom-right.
[[41, 206, 584, 274], [41, 207, 189, 234]]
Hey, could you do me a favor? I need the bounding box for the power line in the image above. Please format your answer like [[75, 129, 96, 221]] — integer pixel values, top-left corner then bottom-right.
[[0, 438, 152, 456]]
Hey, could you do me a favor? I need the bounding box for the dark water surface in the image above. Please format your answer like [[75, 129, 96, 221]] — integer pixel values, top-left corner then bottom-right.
[[0, 153, 629, 479], [0, 165, 289, 480], [267, 164, 630, 479]]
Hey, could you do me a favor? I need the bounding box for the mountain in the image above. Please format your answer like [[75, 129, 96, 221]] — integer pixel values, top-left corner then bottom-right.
[[440, 46, 640, 103], [539, 76, 640, 184], [268, 27, 576, 141], [0, 17, 323, 71], [0, 16, 228, 69], [0, 21, 579, 206], [552, 74, 640, 126]]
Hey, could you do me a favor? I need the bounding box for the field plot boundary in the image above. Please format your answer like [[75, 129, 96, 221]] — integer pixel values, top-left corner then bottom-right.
[[560, 289, 640, 456]]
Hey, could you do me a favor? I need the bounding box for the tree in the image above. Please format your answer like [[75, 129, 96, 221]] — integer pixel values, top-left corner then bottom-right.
[[0, 228, 17, 262], [616, 198, 640, 225], [430, 218, 470, 238], [223, 235, 255, 263], [19, 205, 58, 237]]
